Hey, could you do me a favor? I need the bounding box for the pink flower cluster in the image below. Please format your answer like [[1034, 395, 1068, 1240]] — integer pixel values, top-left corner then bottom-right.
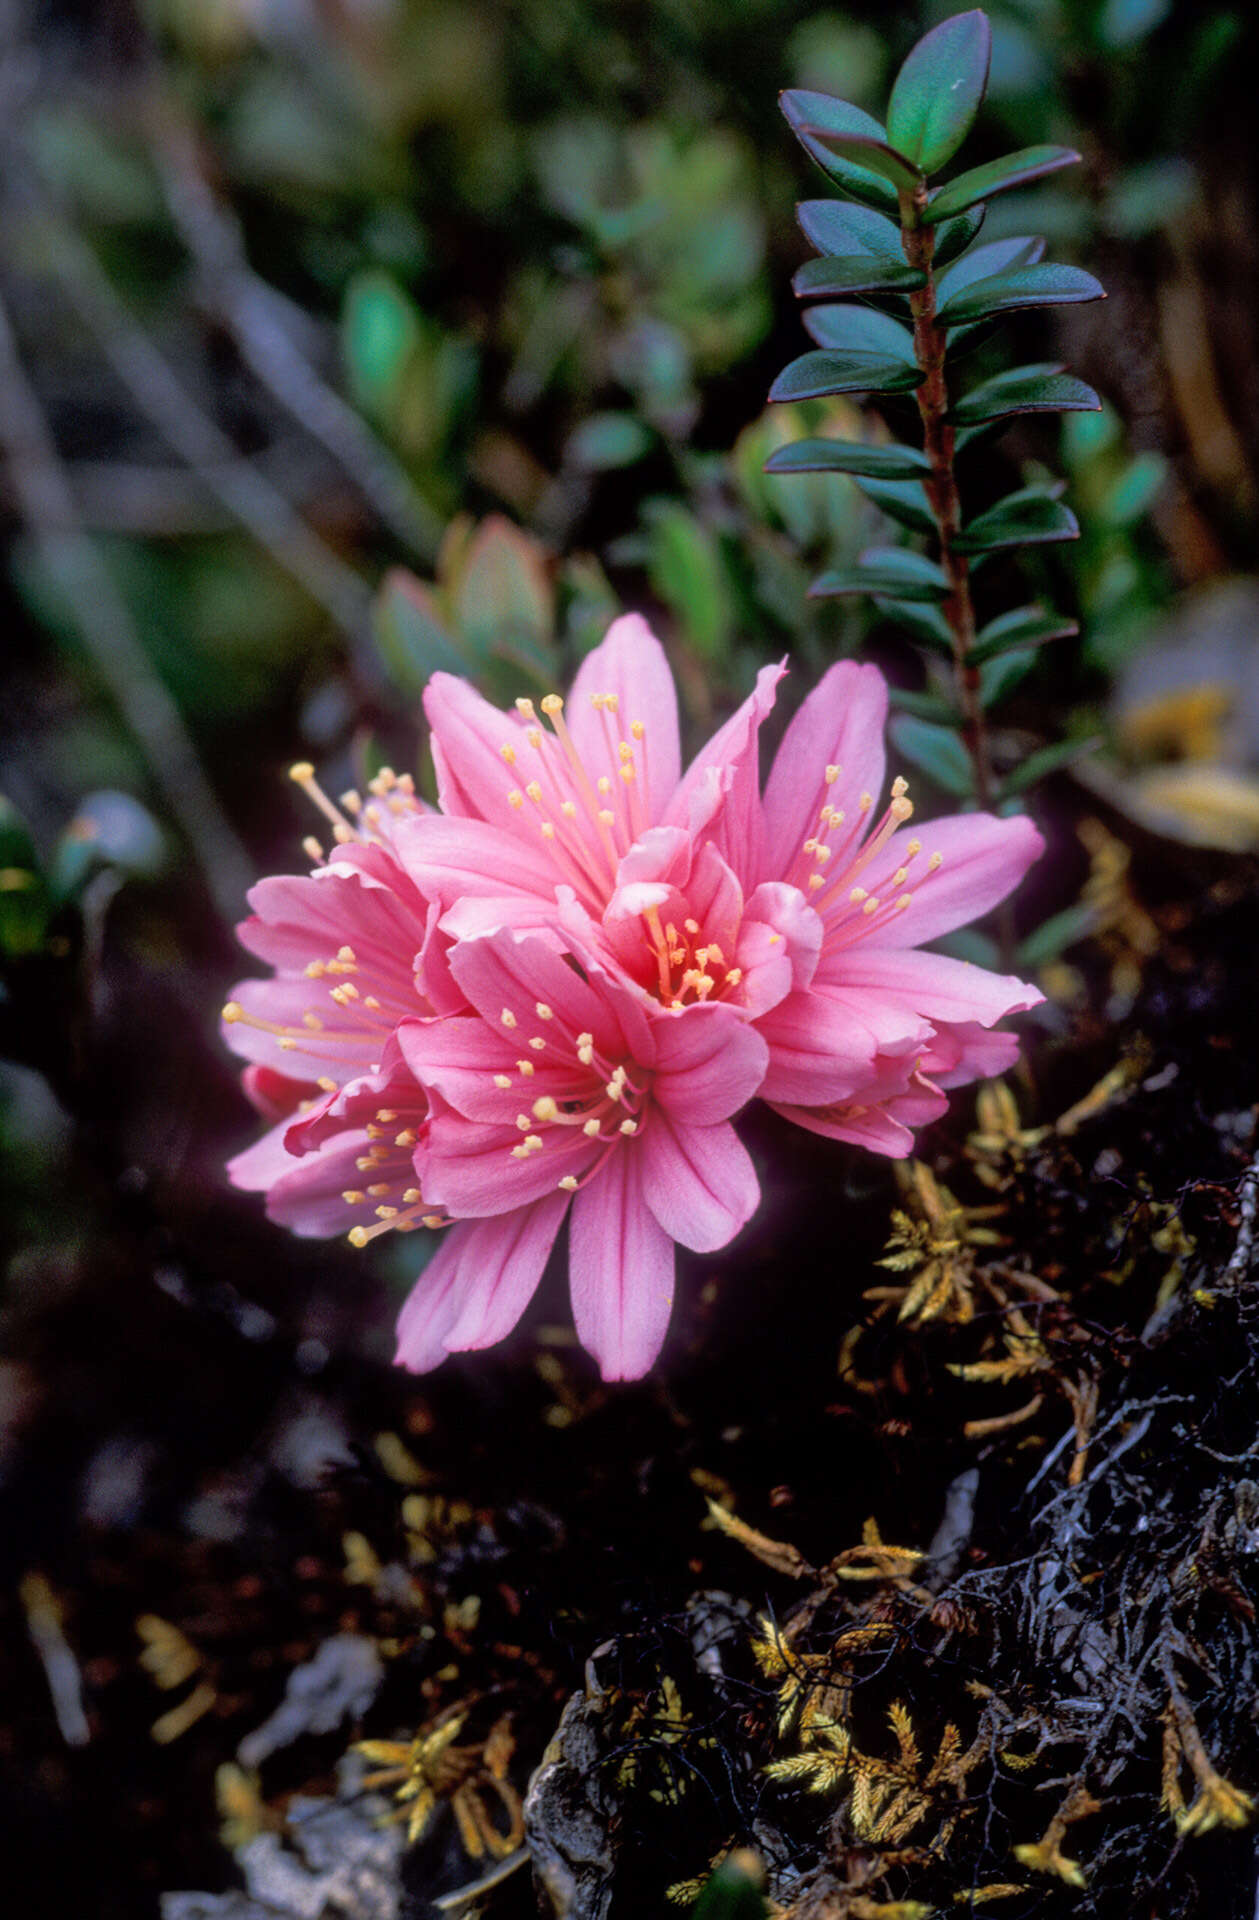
[[224, 618, 1043, 1378]]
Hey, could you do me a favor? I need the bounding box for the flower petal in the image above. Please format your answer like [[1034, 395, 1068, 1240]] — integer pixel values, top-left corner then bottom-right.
[[568, 1151, 675, 1380], [663, 663, 785, 876], [825, 946, 1043, 1024], [394, 1194, 569, 1371], [653, 1004, 768, 1124], [639, 1114, 759, 1253], [566, 615, 682, 819], [417, 1098, 593, 1216], [755, 985, 927, 1106], [857, 813, 1045, 949], [762, 661, 889, 882]]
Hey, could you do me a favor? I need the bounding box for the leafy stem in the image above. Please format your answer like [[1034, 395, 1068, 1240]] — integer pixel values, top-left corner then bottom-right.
[[900, 194, 992, 808]]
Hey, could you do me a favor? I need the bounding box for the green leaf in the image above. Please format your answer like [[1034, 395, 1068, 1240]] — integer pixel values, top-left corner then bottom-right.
[[769, 350, 922, 402], [955, 487, 1079, 553], [779, 91, 900, 213], [1000, 734, 1100, 796], [890, 715, 974, 795], [1015, 900, 1099, 967], [950, 363, 1101, 425], [1098, 451, 1167, 527], [980, 645, 1039, 707], [645, 504, 732, 663], [887, 685, 959, 722], [810, 547, 950, 601], [938, 263, 1105, 325], [793, 255, 926, 298], [931, 205, 986, 267], [924, 144, 1081, 222], [972, 604, 1079, 664], [802, 305, 916, 362], [797, 199, 902, 259], [872, 596, 957, 657], [935, 235, 1045, 304], [936, 926, 1001, 967], [887, 10, 992, 174], [855, 475, 936, 535], [373, 567, 466, 694], [565, 411, 653, 471], [764, 438, 930, 480], [1096, 0, 1171, 52]]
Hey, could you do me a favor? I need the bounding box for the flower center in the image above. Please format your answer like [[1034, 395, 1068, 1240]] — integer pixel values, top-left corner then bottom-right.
[[489, 1006, 646, 1194], [639, 909, 743, 1012], [786, 768, 944, 951]]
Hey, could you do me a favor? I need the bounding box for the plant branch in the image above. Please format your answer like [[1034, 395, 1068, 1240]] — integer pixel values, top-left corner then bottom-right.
[[900, 195, 994, 809]]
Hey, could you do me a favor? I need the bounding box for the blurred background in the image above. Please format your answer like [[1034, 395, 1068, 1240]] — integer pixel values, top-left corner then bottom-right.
[[2, 0, 1259, 1912]]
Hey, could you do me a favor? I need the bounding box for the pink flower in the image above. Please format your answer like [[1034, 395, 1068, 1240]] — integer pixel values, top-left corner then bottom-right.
[[397, 617, 1043, 1159], [394, 927, 766, 1379]]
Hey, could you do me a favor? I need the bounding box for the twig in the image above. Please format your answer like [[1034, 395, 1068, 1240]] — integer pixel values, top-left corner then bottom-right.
[[0, 287, 253, 923], [21, 196, 378, 662], [151, 115, 444, 565], [1222, 1146, 1259, 1288], [899, 189, 993, 809]]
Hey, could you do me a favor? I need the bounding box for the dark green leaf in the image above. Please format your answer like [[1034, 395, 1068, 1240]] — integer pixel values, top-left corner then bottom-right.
[[1015, 900, 1099, 967], [769, 350, 922, 402], [1096, 0, 1171, 52], [938, 263, 1105, 325], [887, 10, 992, 174], [980, 645, 1039, 707], [793, 125, 923, 193], [764, 438, 930, 480], [887, 685, 959, 722], [1000, 734, 1101, 796], [955, 489, 1079, 553], [924, 144, 1081, 222], [810, 546, 950, 601], [931, 205, 986, 267], [935, 234, 1045, 304], [793, 255, 925, 297], [855, 475, 936, 534], [797, 199, 902, 259], [873, 596, 956, 657], [950, 363, 1101, 425], [890, 715, 974, 795], [779, 91, 900, 213], [802, 305, 916, 362], [972, 604, 1079, 664]]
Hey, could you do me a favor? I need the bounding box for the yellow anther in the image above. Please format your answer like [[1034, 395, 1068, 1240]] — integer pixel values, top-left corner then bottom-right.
[[494, 1074, 512, 1090], [375, 1206, 398, 1221], [906, 838, 922, 857], [541, 822, 556, 838], [501, 1009, 518, 1028], [859, 791, 874, 811], [517, 1059, 535, 1077], [540, 693, 564, 716], [367, 1183, 390, 1197], [619, 765, 635, 784], [523, 1134, 543, 1151], [618, 741, 633, 762], [500, 743, 517, 765], [726, 968, 743, 986], [331, 823, 355, 843], [403, 1189, 422, 1204], [363, 996, 382, 1011], [891, 775, 909, 799], [598, 808, 616, 825], [928, 851, 943, 870], [394, 1129, 417, 1147], [528, 1036, 546, 1051], [302, 1012, 324, 1030], [825, 764, 841, 784], [302, 837, 325, 863], [604, 693, 619, 713], [342, 1190, 366, 1206], [422, 1215, 445, 1230], [339, 790, 362, 814], [850, 887, 868, 904], [803, 837, 817, 854], [862, 896, 881, 915], [631, 719, 644, 739], [583, 1118, 602, 1137], [814, 845, 831, 864], [317, 1077, 338, 1093], [526, 727, 542, 749], [559, 1175, 579, 1192], [560, 800, 577, 817], [619, 1119, 638, 1136], [596, 776, 612, 795], [533, 1096, 560, 1121], [348, 1226, 370, 1249], [535, 1002, 553, 1020], [516, 1114, 531, 1131], [892, 867, 909, 887], [895, 894, 913, 911], [288, 761, 315, 782], [222, 1002, 243, 1023], [515, 698, 536, 720], [525, 781, 543, 804], [891, 795, 914, 822], [808, 875, 825, 891], [508, 789, 524, 810]]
